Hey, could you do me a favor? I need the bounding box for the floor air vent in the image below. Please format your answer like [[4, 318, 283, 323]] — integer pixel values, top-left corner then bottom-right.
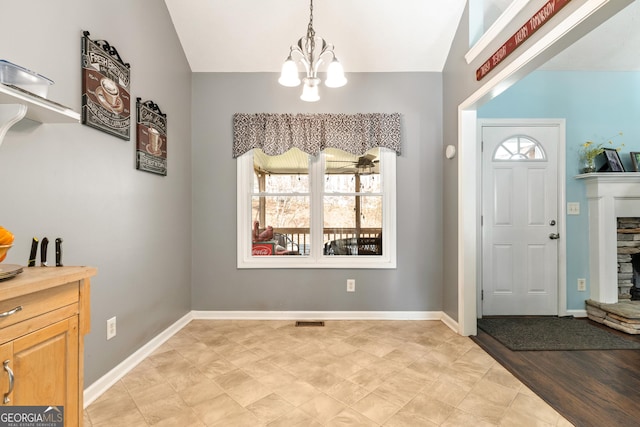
[[295, 321, 325, 327]]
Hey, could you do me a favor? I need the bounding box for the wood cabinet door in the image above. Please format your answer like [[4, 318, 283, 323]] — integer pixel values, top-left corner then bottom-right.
[[11, 317, 79, 426], [0, 342, 12, 406]]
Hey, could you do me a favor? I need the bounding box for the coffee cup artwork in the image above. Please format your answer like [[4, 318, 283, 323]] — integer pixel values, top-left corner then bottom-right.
[[97, 77, 124, 113], [146, 127, 163, 155]]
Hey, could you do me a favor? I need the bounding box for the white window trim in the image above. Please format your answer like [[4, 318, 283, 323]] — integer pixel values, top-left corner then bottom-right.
[[237, 149, 397, 269]]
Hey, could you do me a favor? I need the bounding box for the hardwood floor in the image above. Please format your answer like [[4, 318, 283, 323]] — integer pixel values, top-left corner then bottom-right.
[[472, 318, 640, 427]]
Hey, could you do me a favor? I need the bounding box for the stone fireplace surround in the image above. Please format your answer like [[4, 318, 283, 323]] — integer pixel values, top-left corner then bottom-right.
[[578, 173, 640, 334]]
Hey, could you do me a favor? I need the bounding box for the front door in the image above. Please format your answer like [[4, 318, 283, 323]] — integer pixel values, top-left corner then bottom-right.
[[481, 123, 560, 316]]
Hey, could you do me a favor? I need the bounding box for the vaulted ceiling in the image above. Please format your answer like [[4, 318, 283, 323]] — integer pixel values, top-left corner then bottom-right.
[[164, 0, 640, 73]]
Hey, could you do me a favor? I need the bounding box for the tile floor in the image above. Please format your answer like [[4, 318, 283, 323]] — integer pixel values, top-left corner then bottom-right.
[[85, 320, 573, 426]]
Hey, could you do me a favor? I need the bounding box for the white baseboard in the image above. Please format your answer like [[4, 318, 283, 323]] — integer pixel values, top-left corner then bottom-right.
[[191, 310, 443, 320], [83, 312, 193, 408], [84, 310, 446, 408], [567, 309, 588, 318], [440, 312, 459, 333]]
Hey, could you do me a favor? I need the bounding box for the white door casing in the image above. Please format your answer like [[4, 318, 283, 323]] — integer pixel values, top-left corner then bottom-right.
[[481, 122, 562, 316]]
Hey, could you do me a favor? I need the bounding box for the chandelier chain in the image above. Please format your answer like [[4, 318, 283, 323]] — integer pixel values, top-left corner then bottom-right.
[[307, 0, 315, 54]]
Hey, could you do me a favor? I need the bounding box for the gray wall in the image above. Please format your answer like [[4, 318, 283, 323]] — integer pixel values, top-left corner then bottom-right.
[[0, 0, 192, 385], [191, 73, 444, 312]]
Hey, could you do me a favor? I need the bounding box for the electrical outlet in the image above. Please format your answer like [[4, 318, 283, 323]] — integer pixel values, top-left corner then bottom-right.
[[107, 316, 117, 340], [347, 279, 355, 292], [577, 278, 586, 292]]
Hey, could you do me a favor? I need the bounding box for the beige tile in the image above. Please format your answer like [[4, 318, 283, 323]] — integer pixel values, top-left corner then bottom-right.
[[304, 368, 343, 392], [213, 368, 253, 390], [209, 410, 263, 427], [383, 410, 439, 427], [154, 356, 195, 380], [89, 381, 128, 406], [226, 377, 274, 407], [324, 359, 365, 378], [92, 412, 148, 427], [267, 408, 322, 427], [257, 366, 297, 388], [325, 380, 370, 406], [199, 356, 237, 378], [440, 408, 499, 427], [166, 366, 211, 392], [134, 386, 192, 425], [87, 388, 140, 426], [347, 367, 388, 391], [507, 392, 562, 425], [373, 369, 426, 406], [246, 393, 296, 423], [86, 320, 569, 427], [241, 358, 279, 378], [275, 379, 320, 406], [178, 378, 225, 407], [351, 392, 401, 424], [191, 393, 247, 425], [326, 407, 379, 426], [483, 363, 524, 390], [400, 393, 456, 425], [151, 410, 205, 427], [299, 393, 346, 423], [121, 366, 166, 393], [419, 377, 469, 407]]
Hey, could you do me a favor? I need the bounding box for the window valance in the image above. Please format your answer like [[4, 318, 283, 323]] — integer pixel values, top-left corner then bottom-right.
[[233, 113, 401, 158]]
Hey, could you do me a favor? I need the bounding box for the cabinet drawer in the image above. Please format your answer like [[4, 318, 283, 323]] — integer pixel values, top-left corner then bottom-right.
[[0, 282, 78, 330]]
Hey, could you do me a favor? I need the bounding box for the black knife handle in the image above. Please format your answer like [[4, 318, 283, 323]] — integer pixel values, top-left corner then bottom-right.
[[27, 238, 38, 267], [40, 237, 49, 266], [55, 238, 63, 267]]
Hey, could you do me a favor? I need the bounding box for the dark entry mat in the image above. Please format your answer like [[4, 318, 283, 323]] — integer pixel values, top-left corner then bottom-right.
[[477, 317, 640, 351]]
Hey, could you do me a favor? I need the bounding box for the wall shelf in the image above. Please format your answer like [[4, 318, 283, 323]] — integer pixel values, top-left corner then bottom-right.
[[0, 83, 80, 147]]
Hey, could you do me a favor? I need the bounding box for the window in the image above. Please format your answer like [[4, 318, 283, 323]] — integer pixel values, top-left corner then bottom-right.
[[237, 147, 396, 268], [494, 136, 545, 161]]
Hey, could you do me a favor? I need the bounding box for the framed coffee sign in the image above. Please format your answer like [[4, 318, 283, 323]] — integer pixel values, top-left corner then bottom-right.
[[81, 31, 131, 140], [136, 98, 167, 176]]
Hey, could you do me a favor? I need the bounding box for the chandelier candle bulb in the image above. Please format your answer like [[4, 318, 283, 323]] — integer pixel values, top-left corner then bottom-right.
[[279, 0, 346, 101]]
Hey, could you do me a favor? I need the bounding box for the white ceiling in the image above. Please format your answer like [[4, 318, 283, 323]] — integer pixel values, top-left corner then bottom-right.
[[541, 0, 640, 71], [164, 0, 467, 72], [164, 0, 640, 73]]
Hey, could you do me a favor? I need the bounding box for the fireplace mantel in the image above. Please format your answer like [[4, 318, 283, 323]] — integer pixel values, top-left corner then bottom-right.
[[577, 172, 640, 303]]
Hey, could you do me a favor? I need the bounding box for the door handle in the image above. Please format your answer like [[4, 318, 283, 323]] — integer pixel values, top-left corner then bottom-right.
[[549, 233, 560, 240]]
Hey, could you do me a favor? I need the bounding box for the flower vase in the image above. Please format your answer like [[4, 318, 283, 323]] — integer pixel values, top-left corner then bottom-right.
[[582, 159, 596, 174]]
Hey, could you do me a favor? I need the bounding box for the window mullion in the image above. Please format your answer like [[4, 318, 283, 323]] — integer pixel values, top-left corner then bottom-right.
[[310, 153, 324, 260]]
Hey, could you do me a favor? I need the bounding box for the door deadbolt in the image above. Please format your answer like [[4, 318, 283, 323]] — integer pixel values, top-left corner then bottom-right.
[[549, 220, 556, 226]]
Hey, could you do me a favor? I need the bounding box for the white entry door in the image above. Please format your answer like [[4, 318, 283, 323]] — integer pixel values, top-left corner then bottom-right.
[[482, 123, 560, 316]]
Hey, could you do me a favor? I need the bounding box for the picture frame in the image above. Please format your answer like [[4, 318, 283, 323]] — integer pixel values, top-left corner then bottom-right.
[[631, 152, 640, 172], [135, 98, 167, 176], [81, 31, 131, 140], [600, 148, 625, 172]]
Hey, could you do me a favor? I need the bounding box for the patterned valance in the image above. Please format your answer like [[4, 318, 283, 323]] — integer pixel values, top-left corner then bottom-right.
[[233, 113, 401, 158]]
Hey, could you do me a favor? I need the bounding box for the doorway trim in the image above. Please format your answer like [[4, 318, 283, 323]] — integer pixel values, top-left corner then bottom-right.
[[477, 118, 567, 318], [456, 0, 632, 336]]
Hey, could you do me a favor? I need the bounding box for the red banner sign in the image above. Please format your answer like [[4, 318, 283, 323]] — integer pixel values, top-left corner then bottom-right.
[[476, 0, 572, 81]]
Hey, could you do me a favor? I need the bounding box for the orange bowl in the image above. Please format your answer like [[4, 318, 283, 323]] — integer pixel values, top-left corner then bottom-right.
[[0, 244, 12, 263]]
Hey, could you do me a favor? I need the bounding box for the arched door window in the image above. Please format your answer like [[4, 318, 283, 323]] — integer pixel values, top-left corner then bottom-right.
[[493, 136, 546, 161]]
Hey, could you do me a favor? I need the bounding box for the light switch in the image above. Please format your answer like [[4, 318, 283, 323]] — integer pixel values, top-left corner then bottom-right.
[[567, 202, 580, 215]]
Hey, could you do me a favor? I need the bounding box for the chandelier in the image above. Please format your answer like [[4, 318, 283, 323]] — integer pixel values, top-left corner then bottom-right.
[[278, 0, 347, 102]]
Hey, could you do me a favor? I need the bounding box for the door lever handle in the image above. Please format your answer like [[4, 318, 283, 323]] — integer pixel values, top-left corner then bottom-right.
[[549, 233, 560, 240]]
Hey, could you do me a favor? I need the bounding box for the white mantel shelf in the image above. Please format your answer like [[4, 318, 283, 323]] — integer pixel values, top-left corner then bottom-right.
[[576, 172, 640, 181], [578, 172, 640, 304], [0, 83, 80, 148]]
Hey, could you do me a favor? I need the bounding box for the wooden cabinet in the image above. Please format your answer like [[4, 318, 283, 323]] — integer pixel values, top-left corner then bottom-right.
[[0, 266, 96, 427]]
